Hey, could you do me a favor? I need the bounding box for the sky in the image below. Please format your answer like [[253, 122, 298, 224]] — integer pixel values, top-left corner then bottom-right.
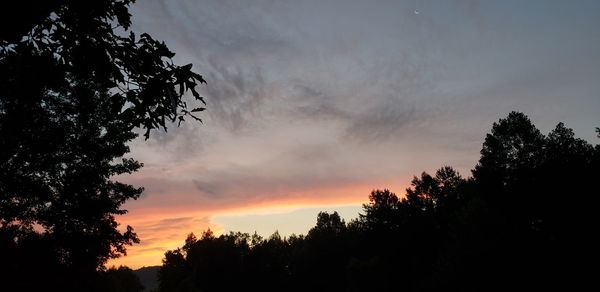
[[108, 0, 600, 269]]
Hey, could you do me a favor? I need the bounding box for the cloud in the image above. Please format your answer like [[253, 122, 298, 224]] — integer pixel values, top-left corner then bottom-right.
[[109, 213, 214, 267], [113, 0, 600, 269], [122, 215, 211, 253], [201, 61, 268, 132], [136, 246, 168, 253], [188, 141, 400, 205], [132, 216, 209, 236], [131, 0, 449, 148], [286, 83, 351, 122], [342, 102, 420, 142], [283, 63, 435, 144], [141, 216, 200, 231]]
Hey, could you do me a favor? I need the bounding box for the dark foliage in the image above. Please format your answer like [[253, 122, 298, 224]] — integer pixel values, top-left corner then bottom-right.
[[0, 0, 205, 290], [158, 112, 599, 292], [99, 266, 145, 292]]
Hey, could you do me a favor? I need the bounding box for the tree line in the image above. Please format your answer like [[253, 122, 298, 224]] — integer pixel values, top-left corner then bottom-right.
[[1, 1, 598, 291], [156, 112, 599, 292]]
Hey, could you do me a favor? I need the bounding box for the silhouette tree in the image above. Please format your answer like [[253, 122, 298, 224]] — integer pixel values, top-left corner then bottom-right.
[[473, 111, 545, 207], [285, 212, 347, 291], [158, 248, 192, 292], [0, 0, 205, 289], [534, 122, 598, 289], [310, 211, 346, 236], [0, 0, 63, 43], [155, 112, 598, 292], [405, 166, 464, 210], [245, 231, 293, 292], [438, 114, 598, 291], [99, 266, 144, 292], [360, 189, 400, 230]]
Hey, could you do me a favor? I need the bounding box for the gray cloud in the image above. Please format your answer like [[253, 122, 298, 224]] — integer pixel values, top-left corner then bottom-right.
[[201, 61, 268, 132], [114, 0, 600, 269], [133, 0, 449, 146], [191, 156, 343, 201], [189, 142, 402, 203], [342, 102, 420, 142], [286, 83, 351, 121], [126, 0, 600, 210]]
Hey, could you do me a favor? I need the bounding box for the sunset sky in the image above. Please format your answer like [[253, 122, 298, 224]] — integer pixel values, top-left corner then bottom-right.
[[108, 0, 600, 268]]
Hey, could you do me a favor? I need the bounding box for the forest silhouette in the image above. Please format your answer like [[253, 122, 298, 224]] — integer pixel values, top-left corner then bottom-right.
[[1, 1, 599, 292], [154, 112, 599, 292]]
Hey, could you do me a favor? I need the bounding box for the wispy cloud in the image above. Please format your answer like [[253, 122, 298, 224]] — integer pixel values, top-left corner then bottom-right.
[[111, 0, 600, 268]]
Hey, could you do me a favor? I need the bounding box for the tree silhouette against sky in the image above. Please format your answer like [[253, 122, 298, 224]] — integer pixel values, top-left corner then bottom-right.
[[1, 2, 599, 292], [157, 112, 599, 292], [0, 0, 205, 290]]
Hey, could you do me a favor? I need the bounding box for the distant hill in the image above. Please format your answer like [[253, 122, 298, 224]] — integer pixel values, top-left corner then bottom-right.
[[134, 266, 160, 292]]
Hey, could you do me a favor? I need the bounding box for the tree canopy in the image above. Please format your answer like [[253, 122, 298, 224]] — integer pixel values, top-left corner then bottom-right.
[[0, 0, 205, 290]]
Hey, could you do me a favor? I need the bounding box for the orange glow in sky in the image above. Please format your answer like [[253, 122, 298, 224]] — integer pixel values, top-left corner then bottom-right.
[[106, 179, 406, 269], [104, 0, 600, 272]]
